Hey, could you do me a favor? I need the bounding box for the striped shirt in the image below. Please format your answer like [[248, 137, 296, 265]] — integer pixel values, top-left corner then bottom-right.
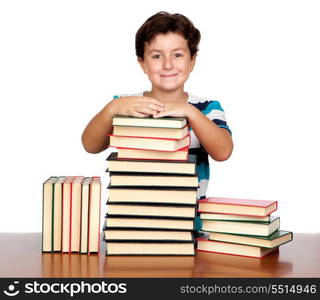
[[113, 93, 231, 199], [188, 94, 231, 199]]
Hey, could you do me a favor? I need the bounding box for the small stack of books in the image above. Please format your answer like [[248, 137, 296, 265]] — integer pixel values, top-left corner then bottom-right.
[[42, 176, 101, 254], [196, 197, 293, 258], [104, 116, 198, 255]]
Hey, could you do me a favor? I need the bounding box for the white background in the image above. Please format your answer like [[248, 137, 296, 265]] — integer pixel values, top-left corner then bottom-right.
[[0, 0, 319, 233]]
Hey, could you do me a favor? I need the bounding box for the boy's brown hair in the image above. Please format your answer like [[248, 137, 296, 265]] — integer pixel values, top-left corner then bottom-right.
[[135, 11, 201, 59]]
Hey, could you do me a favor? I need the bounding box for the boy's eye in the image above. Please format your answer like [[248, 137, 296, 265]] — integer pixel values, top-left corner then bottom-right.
[[152, 54, 161, 59], [174, 53, 183, 58]]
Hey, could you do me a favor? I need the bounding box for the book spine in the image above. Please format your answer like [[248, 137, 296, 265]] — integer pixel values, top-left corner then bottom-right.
[[98, 178, 101, 254], [87, 179, 91, 254], [108, 133, 189, 141], [69, 180, 73, 254], [51, 182, 55, 252], [61, 182, 64, 252], [41, 182, 45, 252]]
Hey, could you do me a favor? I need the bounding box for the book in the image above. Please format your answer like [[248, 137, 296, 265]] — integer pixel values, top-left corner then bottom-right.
[[108, 186, 197, 205], [109, 134, 190, 152], [209, 230, 293, 248], [200, 216, 280, 236], [105, 241, 195, 255], [80, 177, 91, 254], [200, 213, 270, 222], [104, 216, 195, 230], [43, 176, 101, 254], [109, 172, 199, 188], [62, 176, 74, 253], [117, 147, 189, 160], [70, 176, 84, 252], [194, 249, 294, 277], [104, 255, 195, 269], [88, 177, 101, 253], [113, 124, 189, 139], [112, 115, 187, 128], [42, 176, 58, 252], [106, 203, 196, 218], [52, 176, 66, 251], [197, 238, 278, 258], [198, 197, 278, 217], [107, 152, 196, 174], [103, 229, 194, 241]]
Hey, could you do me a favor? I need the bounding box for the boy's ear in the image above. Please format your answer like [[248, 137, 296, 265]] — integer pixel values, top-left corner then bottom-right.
[[137, 57, 148, 74], [190, 53, 197, 71]]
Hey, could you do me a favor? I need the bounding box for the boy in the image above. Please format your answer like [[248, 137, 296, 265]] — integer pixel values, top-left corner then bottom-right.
[[82, 11, 233, 199]]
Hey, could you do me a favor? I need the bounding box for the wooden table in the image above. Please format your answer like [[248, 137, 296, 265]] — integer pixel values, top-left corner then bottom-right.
[[0, 233, 319, 278]]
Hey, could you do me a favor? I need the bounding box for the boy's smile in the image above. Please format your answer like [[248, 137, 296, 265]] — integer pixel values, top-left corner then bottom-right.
[[138, 32, 196, 94]]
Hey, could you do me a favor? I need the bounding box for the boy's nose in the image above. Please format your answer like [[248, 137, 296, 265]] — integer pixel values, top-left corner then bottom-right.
[[163, 57, 174, 70]]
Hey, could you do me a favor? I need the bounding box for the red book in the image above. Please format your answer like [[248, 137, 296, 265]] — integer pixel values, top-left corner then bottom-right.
[[108, 134, 190, 152], [62, 176, 74, 253], [62, 176, 84, 253], [197, 238, 278, 259], [198, 197, 278, 217]]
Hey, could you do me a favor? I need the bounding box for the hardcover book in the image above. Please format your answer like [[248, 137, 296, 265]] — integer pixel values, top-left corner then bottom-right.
[[80, 177, 91, 254], [52, 176, 66, 251], [105, 241, 195, 256], [200, 216, 280, 237], [109, 172, 199, 188], [198, 197, 278, 217], [70, 176, 84, 253], [199, 213, 270, 222], [209, 230, 293, 248], [112, 115, 187, 128], [197, 238, 278, 259], [106, 203, 196, 218], [62, 176, 74, 253], [108, 186, 197, 205], [106, 152, 196, 175], [113, 124, 189, 139], [103, 229, 194, 241], [109, 134, 190, 152], [116, 147, 189, 160], [104, 216, 195, 230], [88, 177, 101, 253], [42, 176, 58, 252]]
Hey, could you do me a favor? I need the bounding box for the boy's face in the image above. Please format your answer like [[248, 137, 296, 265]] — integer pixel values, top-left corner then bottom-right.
[[138, 32, 196, 93]]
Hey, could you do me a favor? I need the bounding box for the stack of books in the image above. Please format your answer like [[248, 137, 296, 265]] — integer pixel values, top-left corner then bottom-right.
[[42, 176, 101, 254], [104, 116, 198, 255], [196, 197, 293, 258]]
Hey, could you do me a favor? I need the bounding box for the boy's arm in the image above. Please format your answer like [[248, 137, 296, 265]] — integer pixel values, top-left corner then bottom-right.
[[81, 97, 164, 153], [186, 105, 233, 161], [153, 102, 233, 161], [81, 105, 114, 154]]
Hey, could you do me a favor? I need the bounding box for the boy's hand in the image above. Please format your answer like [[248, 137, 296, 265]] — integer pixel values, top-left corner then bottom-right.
[[108, 96, 164, 117], [152, 102, 194, 118]]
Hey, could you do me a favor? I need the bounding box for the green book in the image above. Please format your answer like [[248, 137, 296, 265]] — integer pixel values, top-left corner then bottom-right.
[[209, 230, 293, 248], [52, 176, 65, 252], [112, 115, 187, 129], [42, 176, 58, 252], [200, 216, 281, 236]]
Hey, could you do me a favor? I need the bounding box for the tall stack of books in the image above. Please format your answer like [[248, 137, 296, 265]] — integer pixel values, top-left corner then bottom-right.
[[196, 197, 293, 258], [42, 176, 101, 254], [104, 116, 198, 255]]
